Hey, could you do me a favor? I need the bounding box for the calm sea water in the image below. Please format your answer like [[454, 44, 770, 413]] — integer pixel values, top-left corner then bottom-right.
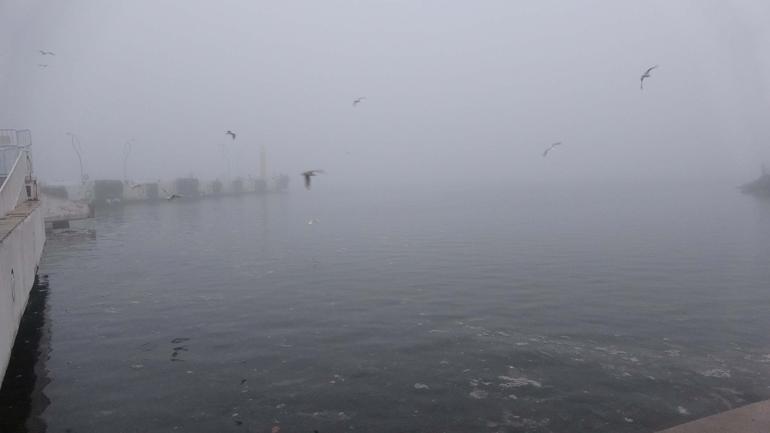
[[3, 182, 770, 433]]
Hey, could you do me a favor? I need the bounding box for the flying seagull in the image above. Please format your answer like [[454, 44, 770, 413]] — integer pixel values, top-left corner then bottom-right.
[[301, 170, 325, 190], [352, 97, 366, 107], [640, 65, 658, 90], [542, 142, 562, 157], [161, 187, 183, 201], [225, 130, 236, 140], [39, 50, 55, 56], [37, 64, 48, 68]]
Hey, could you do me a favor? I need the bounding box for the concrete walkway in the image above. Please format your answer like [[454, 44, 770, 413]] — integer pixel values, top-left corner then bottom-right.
[[657, 400, 770, 433], [0, 201, 40, 240]]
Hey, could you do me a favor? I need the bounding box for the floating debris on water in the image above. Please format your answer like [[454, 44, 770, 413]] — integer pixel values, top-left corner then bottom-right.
[[469, 378, 491, 387], [677, 406, 690, 415], [498, 376, 542, 388], [469, 389, 488, 399], [700, 368, 731, 378], [413, 383, 430, 390], [330, 374, 345, 384]]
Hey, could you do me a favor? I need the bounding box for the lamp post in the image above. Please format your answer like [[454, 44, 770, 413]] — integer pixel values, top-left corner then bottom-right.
[[123, 138, 134, 183], [66, 132, 86, 185]]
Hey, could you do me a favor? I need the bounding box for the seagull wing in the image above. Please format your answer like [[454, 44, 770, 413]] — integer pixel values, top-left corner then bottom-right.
[[543, 143, 561, 157], [645, 65, 658, 75], [303, 173, 311, 189]]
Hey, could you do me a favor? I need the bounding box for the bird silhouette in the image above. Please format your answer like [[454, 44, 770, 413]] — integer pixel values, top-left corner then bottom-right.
[[38, 50, 55, 56], [542, 142, 562, 157], [640, 65, 658, 90], [301, 170, 325, 190], [37, 64, 48, 68], [225, 130, 236, 140], [161, 187, 183, 200], [353, 97, 366, 107]]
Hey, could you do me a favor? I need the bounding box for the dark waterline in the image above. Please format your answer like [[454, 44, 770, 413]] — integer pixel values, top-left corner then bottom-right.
[[3, 184, 770, 433], [1, 276, 50, 433]]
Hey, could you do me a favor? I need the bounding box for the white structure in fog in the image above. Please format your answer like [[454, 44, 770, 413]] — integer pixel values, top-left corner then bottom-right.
[[0, 130, 45, 385]]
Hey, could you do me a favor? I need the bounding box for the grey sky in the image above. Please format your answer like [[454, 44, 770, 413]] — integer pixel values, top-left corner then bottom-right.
[[1, 0, 769, 187]]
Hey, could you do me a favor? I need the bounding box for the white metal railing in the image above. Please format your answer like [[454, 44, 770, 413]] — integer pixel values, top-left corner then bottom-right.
[[0, 150, 32, 218], [0, 130, 31, 175]]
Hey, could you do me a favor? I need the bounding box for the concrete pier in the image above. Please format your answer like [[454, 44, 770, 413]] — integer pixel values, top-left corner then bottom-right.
[[657, 401, 770, 433], [0, 148, 45, 385], [41, 193, 92, 228]]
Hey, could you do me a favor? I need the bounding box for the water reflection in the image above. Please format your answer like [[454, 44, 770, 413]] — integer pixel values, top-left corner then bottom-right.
[[0, 276, 51, 433]]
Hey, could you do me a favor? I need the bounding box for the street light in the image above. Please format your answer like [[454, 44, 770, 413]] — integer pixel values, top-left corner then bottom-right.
[[66, 132, 87, 184], [123, 138, 135, 183]]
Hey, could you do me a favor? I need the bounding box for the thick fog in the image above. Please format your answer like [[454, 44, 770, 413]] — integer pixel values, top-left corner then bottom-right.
[[1, 0, 769, 189]]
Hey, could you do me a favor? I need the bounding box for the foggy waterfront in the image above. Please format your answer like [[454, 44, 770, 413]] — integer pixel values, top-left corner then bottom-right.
[[4, 183, 769, 432], [2, 1, 770, 432]]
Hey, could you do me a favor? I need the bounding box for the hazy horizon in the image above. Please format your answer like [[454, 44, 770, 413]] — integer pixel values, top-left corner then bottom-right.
[[1, 1, 769, 189]]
